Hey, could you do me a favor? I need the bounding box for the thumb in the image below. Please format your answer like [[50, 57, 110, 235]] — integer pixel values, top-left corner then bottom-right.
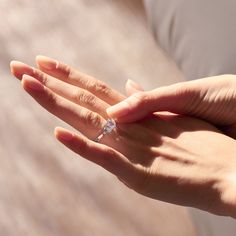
[[106, 81, 198, 123], [125, 79, 144, 96]]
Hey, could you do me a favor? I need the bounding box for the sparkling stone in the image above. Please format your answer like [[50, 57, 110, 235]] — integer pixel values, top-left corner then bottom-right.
[[103, 119, 116, 134]]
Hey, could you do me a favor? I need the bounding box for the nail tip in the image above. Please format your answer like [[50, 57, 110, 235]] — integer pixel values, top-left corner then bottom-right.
[[36, 55, 57, 70], [36, 55, 48, 60], [58, 130, 73, 141], [10, 60, 16, 66], [22, 76, 44, 92], [10, 60, 20, 68], [10, 61, 28, 69], [54, 127, 60, 137]]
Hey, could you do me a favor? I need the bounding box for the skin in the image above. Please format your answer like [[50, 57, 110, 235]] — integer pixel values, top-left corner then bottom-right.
[[10, 56, 236, 218], [107, 75, 236, 139]]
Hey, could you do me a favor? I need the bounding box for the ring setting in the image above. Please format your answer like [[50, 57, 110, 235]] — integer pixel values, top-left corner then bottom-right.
[[94, 119, 116, 143]]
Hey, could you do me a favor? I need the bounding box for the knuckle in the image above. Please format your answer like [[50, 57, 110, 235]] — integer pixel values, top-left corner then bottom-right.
[[73, 89, 83, 102], [63, 64, 72, 78], [33, 69, 48, 85], [74, 89, 96, 106], [171, 82, 196, 97], [46, 92, 57, 111], [175, 84, 192, 96], [59, 62, 68, 73], [91, 81, 111, 96], [84, 111, 102, 128], [105, 148, 118, 159], [58, 62, 73, 79], [100, 148, 117, 166]]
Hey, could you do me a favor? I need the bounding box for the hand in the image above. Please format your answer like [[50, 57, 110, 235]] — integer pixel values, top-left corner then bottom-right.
[[107, 75, 236, 139], [10, 57, 236, 218]]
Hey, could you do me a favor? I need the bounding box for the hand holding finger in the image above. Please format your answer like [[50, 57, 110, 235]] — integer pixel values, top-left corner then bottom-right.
[[107, 82, 197, 123], [107, 75, 236, 129]]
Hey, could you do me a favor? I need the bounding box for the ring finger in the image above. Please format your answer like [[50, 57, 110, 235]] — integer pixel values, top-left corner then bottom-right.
[[35, 55, 125, 105], [21, 74, 106, 140], [10, 61, 110, 118]]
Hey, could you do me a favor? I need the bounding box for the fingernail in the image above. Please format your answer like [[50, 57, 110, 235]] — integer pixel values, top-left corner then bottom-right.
[[127, 79, 143, 90], [55, 127, 74, 141], [22, 74, 44, 91], [36, 55, 59, 70], [10, 61, 34, 80], [106, 101, 130, 119]]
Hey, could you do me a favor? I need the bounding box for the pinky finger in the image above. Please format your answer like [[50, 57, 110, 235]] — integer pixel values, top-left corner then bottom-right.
[[54, 127, 138, 185]]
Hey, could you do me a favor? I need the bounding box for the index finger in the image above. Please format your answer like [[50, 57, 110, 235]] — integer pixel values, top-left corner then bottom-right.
[[36, 55, 125, 105]]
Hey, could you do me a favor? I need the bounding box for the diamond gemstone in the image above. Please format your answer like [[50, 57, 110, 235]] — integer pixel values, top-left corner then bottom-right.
[[103, 119, 116, 134]]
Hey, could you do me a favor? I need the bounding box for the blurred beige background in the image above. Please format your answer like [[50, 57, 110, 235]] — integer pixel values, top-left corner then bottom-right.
[[0, 0, 196, 235]]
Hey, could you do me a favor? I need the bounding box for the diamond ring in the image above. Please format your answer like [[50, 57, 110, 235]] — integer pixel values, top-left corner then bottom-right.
[[93, 119, 116, 143]]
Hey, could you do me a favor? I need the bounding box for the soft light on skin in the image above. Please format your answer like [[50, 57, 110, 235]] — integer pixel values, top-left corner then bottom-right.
[[36, 55, 60, 70], [10, 57, 236, 218]]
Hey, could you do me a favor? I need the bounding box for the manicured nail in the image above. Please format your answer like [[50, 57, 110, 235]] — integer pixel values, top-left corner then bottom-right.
[[22, 74, 44, 91], [127, 79, 143, 91], [36, 55, 59, 70], [106, 101, 130, 119], [55, 127, 74, 141], [10, 61, 34, 79]]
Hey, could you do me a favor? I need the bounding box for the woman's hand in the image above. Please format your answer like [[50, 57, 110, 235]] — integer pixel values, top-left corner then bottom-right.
[[10, 56, 236, 218], [107, 75, 236, 139]]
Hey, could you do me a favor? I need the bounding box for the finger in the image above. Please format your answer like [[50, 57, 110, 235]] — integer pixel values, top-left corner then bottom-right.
[[35, 55, 125, 105], [106, 81, 200, 123], [55, 126, 139, 187], [10, 61, 109, 118], [21, 74, 106, 139], [125, 79, 144, 96], [10, 61, 33, 80]]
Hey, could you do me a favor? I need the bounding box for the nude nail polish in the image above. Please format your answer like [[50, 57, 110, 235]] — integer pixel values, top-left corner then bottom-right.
[[36, 55, 59, 70], [22, 75, 44, 92], [56, 128, 74, 141]]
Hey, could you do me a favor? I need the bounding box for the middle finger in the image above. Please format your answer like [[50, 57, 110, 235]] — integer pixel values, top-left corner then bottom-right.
[[10, 61, 110, 118], [21, 74, 106, 140]]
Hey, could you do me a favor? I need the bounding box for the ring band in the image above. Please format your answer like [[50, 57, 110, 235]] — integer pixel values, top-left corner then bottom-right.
[[94, 119, 116, 143]]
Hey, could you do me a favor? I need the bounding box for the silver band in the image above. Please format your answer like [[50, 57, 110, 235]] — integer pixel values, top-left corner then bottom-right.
[[93, 119, 116, 143]]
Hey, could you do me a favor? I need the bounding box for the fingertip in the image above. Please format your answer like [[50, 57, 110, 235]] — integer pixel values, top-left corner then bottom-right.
[[54, 126, 60, 138], [54, 127, 74, 142], [10, 60, 21, 77], [10, 60, 27, 69], [35, 55, 43, 67], [21, 74, 44, 92], [127, 79, 143, 91], [35, 55, 44, 60], [21, 74, 29, 89], [10, 60, 16, 75], [125, 79, 144, 97], [10, 60, 17, 69], [36, 55, 59, 70], [10, 60, 33, 80], [35, 55, 49, 64]]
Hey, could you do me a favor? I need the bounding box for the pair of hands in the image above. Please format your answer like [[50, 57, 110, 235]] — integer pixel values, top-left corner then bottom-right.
[[10, 56, 236, 218]]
